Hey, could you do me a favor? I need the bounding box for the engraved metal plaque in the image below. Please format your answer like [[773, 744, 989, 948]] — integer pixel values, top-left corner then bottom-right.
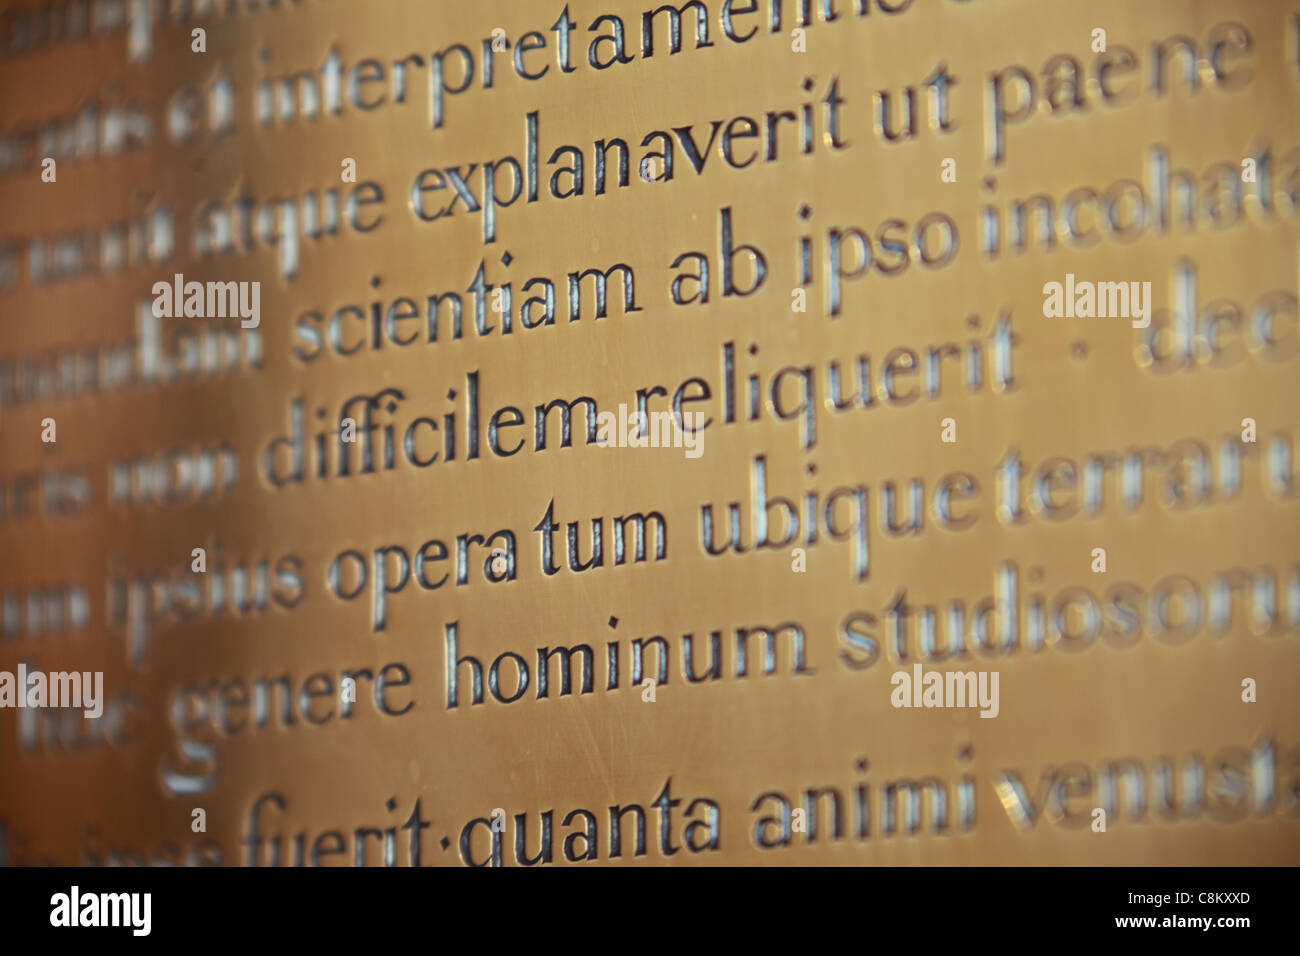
[[0, 0, 1297, 868]]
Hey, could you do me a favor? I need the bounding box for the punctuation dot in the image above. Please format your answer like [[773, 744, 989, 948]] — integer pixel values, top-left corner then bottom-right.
[[982, 177, 996, 191], [447, 390, 457, 401], [798, 204, 812, 219], [500, 250, 513, 266], [608, 615, 619, 628], [855, 758, 869, 772], [386, 797, 397, 812], [370, 275, 381, 288], [802, 76, 814, 91], [440, 837, 450, 851], [1070, 341, 1089, 361], [966, 315, 979, 330], [748, 344, 758, 356], [806, 463, 817, 475]]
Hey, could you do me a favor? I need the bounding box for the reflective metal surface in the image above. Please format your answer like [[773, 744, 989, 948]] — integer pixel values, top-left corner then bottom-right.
[[0, 0, 1297, 865]]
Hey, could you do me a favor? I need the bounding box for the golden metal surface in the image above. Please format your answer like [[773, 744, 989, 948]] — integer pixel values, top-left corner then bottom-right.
[[0, 0, 1298, 865]]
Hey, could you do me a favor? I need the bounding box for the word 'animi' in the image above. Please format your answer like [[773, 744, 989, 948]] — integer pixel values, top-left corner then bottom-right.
[[152, 273, 260, 328]]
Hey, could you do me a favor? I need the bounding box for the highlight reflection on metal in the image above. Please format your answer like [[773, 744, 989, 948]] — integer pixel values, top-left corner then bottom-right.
[[0, 0, 1297, 866]]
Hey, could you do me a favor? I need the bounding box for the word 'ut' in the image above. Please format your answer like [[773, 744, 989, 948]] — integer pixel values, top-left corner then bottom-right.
[[151, 273, 260, 328]]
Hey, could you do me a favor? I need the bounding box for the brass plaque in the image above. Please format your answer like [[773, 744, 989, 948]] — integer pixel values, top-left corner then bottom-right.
[[0, 0, 1297, 868]]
